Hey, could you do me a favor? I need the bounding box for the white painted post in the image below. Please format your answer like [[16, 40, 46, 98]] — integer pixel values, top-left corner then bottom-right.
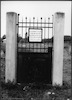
[[52, 12, 65, 86], [5, 12, 18, 83]]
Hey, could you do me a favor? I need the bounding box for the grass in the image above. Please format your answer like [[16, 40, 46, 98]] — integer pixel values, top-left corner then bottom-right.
[[1, 81, 71, 100], [1, 41, 71, 100]]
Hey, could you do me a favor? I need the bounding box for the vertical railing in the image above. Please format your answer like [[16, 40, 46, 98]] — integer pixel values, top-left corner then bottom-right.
[[40, 17, 42, 52], [33, 17, 35, 52], [25, 17, 27, 52], [17, 15, 53, 53], [48, 17, 50, 50], [52, 15, 54, 48], [28, 19, 31, 50], [44, 18, 46, 52], [37, 18, 38, 29], [22, 18, 23, 51], [37, 18, 38, 52]]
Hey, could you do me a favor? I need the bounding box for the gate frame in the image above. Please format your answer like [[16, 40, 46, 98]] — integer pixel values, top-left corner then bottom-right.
[[5, 12, 65, 86]]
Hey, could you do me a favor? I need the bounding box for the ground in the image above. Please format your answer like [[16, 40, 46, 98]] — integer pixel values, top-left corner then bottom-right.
[[1, 41, 71, 100]]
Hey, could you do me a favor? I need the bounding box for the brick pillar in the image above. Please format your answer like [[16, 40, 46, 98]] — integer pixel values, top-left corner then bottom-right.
[[5, 12, 18, 83], [52, 12, 65, 86]]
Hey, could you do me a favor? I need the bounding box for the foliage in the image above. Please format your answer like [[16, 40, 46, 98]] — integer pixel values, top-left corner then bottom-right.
[[64, 35, 72, 42]]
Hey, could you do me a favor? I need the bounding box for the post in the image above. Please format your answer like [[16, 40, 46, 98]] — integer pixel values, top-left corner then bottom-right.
[[52, 12, 65, 86], [5, 12, 18, 83]]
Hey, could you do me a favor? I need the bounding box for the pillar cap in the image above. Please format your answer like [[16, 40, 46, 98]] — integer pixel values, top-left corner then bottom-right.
[[6, 12, 17, 15], [55, 12, 65, 18]]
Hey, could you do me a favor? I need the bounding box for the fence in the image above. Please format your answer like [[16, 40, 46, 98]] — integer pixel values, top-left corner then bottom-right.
[[17, 14, 53, 53]]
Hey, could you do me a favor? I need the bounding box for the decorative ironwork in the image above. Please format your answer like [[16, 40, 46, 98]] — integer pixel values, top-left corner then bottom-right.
[[17, 14, 53, 84], [17, 14, 53, 53]]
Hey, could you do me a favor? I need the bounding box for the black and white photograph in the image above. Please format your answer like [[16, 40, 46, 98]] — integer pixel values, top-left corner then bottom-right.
[[1, 1, 71, 100]]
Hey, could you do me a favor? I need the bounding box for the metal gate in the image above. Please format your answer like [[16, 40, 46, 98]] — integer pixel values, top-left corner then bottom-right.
[[17, 14, 53, 84]]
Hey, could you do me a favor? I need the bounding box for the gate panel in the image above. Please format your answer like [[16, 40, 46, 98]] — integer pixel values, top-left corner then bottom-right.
[[17, 49, 52, 84], [17, 15, 53, 84]]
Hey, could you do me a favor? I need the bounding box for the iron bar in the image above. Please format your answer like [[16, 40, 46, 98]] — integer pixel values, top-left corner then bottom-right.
[[44, 18, 46, 52], [52, 15, 53, 48], [22, 18, 23, 38], [48, 18, 50, 50], [33, 43, 34, 52], [37, 18, 39, 52], [22, 18, 23, 50], [37, 18, 38, 29], [18, 26, 53, 28], [18, 21, 53, 24], [25, 17, 27, 51], [33, 17, 35, 52], [33, 17, 35, 28], [40, 17, 42, 52], [29, 18, 31, 51], [48, 18, 50, 39], [18, 47, 49, 49]]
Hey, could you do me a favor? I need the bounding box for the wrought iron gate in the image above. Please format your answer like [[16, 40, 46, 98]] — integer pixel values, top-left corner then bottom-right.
[[17, 14, 53, 84]]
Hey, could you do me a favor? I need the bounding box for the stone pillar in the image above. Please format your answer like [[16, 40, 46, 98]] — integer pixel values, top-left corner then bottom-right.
[[52, 12, 65, 86], [5, 12, 18, 83]]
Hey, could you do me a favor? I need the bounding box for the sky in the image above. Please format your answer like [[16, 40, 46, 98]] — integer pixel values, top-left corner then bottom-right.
[[1, 1, 71, 38]]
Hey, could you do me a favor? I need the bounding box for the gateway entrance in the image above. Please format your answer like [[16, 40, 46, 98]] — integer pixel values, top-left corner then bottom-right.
[[17, 15, 53, 84]]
